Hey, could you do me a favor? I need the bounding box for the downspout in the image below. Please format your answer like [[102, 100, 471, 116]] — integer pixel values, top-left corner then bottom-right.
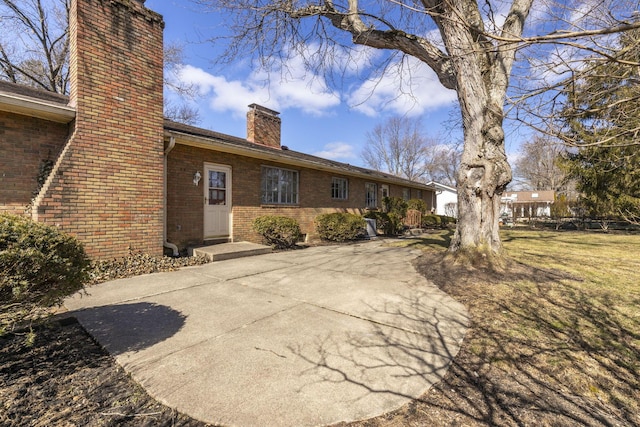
[[163, 135, 179, 256], [432, 189, 442, 214]]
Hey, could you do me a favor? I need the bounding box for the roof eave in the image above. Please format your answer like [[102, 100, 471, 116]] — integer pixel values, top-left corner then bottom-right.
[[0, 91, 75, 123], [165, 129, 434, 191]]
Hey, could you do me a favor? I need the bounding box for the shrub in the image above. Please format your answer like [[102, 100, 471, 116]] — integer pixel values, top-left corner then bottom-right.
[[422, 214, 442, 228], [382, 196, 408, 235], [315, 212, 366, 242], [382, 196, 408, 218], [363, 211, 405, 235], [407, 198, 427, 214], [252, 215, 302, 249], [1, 214, 90, 334], [440, 215, 457, 226]]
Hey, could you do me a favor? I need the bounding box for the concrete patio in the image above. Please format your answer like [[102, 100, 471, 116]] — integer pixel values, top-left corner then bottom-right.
[[64, 239, 468, 426]]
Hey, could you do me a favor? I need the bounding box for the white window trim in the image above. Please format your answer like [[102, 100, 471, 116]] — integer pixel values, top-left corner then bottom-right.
[[366, 182, 378, 208], [331, 177, 349, 200], [261, 165, 299, 205]]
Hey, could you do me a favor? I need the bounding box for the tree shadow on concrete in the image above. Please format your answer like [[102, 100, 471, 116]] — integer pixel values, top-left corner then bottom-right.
[[71, 302, 187, 355], [290, 250, 639, 426], [287, 287, 469, 417]]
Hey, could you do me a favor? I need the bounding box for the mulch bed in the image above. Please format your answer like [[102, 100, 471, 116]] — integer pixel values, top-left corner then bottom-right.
[[0, 318, 211, 427]]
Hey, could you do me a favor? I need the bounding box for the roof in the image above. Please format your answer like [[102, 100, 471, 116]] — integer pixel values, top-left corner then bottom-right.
[[427, 181, 457, 193], [164, 120, 435, 191], [0, 80, 75, 123], [502, 190, 555, 203], [0, 80, 69, 104]]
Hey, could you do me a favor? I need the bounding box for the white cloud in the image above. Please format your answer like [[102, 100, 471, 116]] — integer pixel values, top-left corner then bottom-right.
[[347, 56, 457, 117], [176, 55, 341, 118], [331, 44, 385, 77], [312, 142, 358, 161], [525, 43, 589, 87], [175, 42, 458, 121]]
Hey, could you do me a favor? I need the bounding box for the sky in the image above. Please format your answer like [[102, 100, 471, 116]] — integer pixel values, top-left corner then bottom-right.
[[139, 1, 640, 179], [145, 1, 464, 167], [144, 1, 535, 170]]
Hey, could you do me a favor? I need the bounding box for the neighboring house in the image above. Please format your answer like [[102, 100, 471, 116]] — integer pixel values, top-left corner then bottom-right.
[[427, 182, 458, 218], [500, 190, 555, 219], [0, 0, 435, 259]]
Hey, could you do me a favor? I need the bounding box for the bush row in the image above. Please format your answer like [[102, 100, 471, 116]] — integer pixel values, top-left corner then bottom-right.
[[2, 208, 456, 336], [251, 205, 457, 247]]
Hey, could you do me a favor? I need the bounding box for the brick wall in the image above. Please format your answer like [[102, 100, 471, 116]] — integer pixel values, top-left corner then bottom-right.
[[32, 0, 165, 259], [0, 111, 70, 215], [166, 143, 434, 249]]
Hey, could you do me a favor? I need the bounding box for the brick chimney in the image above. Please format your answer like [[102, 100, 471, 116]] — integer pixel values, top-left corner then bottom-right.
[[247, 104, 281, 149], [32, 0, 165, 259]]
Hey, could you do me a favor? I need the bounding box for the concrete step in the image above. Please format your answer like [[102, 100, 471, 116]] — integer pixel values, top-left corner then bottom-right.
[[191, 242, 272, 262]]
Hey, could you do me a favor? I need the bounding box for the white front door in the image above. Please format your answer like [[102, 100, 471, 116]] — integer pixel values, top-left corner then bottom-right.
[[204, 163, 231, 239]]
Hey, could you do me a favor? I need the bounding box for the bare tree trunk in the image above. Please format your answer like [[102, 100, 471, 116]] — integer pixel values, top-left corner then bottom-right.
[[450, 105, 511, 257], [446, 47, 512, 256], [439, 7, 514, 258]]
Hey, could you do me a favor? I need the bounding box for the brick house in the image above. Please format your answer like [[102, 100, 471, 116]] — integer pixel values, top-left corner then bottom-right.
[[0, 0, 434, 259]]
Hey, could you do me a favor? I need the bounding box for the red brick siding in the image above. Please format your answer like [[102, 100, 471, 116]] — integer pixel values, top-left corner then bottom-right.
[[167, 144, 434, 249], [0, 112, 70, 215], [32, 0, 165, 259]]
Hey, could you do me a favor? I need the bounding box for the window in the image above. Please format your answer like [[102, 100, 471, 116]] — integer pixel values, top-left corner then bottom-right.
[[416, 189, 422, 199], [331, 177, 348, 200], [261, 166, 299, 205], [402, 188, 410, 200], [208, 170, 227, 205], [365, 183, 377, 208]]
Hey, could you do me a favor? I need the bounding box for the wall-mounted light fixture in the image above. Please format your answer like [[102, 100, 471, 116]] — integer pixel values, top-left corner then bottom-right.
[[193, 171, 202, 186]]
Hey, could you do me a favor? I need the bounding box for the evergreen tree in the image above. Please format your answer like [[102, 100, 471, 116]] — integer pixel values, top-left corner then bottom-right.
[[560, 30, 640, 223]]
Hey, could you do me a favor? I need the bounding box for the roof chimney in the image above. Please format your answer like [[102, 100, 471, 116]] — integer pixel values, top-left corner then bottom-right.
[[247, 103, 281, 149]]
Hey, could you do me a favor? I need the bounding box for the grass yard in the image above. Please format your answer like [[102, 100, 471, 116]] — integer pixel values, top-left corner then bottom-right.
[[352, 229, 640, 426]]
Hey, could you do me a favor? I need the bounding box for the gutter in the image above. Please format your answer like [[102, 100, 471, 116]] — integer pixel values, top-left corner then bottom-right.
[[0, 91, 75, 123], [163, 136, 179, 256]]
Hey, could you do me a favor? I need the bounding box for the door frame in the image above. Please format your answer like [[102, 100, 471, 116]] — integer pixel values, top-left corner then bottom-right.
[[203, 162, 232, 240]]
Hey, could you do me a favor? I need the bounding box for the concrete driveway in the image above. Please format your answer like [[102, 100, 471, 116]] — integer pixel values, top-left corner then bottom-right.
[[64, 239, 468, 427]]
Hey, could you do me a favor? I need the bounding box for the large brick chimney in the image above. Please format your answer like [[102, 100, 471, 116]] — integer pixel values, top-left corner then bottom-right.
[[246, 104, 281, 149], [32, 0, 165, 259]]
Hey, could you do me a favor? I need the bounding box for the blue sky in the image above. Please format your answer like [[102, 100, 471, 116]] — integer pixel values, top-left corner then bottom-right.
[[145, 0, 465, 167], [145, 1, 535, 169]]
